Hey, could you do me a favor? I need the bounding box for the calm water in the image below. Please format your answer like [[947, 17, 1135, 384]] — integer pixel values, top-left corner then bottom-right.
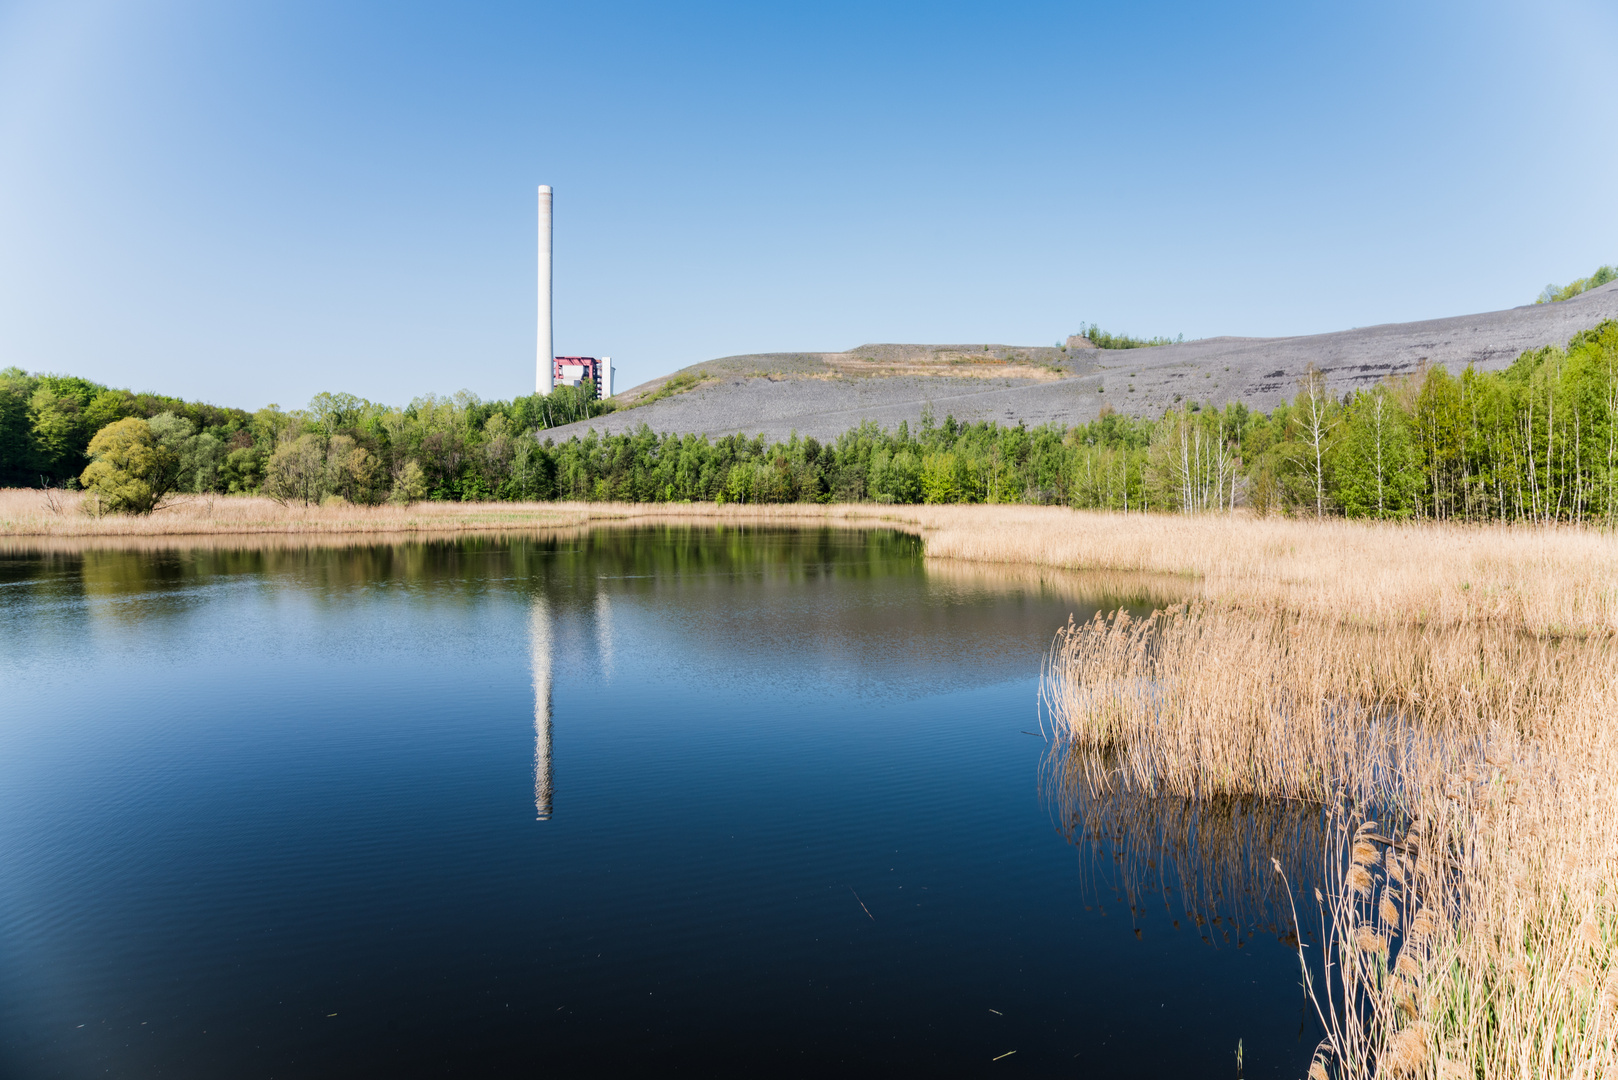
[[0, 528, 1319, 1078]]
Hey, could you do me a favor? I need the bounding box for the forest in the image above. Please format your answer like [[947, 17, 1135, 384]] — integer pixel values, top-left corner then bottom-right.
[[3, 320, 1615, 523]]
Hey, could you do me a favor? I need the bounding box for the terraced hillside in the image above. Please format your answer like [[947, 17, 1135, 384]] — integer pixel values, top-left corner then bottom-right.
[[547, 280, 1618, 443]]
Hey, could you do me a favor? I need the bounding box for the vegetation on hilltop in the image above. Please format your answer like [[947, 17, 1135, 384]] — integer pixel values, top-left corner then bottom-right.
[[1537, 264, 1616, 304], [4, 321, 1617, 522], [1072, 322, 1185, 349], [620, 369, 708, 408]]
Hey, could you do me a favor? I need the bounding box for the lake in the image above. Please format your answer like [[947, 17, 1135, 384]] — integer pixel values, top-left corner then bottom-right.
[[0, 527, 1320, 1077]]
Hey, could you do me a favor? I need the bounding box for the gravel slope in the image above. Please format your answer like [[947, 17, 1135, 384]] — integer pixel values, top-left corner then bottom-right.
[[544, 281, 1618, 443]]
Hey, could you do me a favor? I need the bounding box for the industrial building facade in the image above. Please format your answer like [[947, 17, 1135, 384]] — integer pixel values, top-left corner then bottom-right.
[[552, 356, 614, 398]]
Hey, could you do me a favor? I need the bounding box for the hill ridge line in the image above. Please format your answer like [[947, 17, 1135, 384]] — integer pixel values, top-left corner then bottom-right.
[[544, 280, 1618, 443]]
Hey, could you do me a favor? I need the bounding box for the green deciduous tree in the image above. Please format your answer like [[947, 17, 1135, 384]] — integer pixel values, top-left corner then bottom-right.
[[1413, 365, 1465, 519], [29, 384, 88, 480], [264, 433, 328, 505], [1333, 386, 1419, 519], [920, 451, 960, 503], [391, 460, 428, 505], [78, 417, 182, 514], [1289, 366, 1340, 518]]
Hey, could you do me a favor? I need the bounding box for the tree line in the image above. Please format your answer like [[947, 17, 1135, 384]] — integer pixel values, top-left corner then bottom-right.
[[4, 320, 1616, 522]]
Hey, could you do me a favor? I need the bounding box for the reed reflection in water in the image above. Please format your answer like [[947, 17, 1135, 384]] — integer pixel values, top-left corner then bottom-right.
[[1043, 743, 1326, 954]]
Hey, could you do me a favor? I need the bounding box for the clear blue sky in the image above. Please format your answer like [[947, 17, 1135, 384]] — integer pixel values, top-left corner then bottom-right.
[[1, 0, 1614, 411]]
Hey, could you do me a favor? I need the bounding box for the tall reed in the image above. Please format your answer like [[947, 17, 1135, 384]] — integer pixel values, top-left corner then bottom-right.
[[1044, 604, 1618, 1078]]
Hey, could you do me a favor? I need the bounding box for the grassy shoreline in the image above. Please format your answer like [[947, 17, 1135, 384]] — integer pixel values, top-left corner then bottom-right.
[[5, 490, 1614, 633]]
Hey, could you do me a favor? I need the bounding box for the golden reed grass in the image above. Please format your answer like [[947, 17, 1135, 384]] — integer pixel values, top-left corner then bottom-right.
[[0, 488, 951, 538], [916, 506, 1618, 635], [1045, 607, 1618, 1078]]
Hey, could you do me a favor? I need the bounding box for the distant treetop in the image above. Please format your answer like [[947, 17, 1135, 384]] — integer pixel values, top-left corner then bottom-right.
[[1069, 323, 1185, 350], [1537, 264, 1616, 305]]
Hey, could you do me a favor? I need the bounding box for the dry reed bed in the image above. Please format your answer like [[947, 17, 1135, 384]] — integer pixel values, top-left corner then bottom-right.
[[918, 506, 1618, 635], [0, 489, 919, 537], [7, 490, 1615, 633], [919, 558, 1192, 613], [2, 490, 590, 536], [1044, 607, 1618, 1079]]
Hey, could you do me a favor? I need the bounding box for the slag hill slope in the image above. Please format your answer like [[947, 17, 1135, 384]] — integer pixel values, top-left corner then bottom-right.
[[548, 280, 1618, 443]]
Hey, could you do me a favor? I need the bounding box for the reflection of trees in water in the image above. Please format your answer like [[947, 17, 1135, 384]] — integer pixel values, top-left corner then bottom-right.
[[21, 527, 1147, 692], [7, 526, 926, 608], [1043, 744, 1325, 950], [14, 527, 1194, 633]]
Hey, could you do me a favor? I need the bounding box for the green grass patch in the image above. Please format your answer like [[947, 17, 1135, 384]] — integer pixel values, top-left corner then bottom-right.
[[624, 370, 710, 409]]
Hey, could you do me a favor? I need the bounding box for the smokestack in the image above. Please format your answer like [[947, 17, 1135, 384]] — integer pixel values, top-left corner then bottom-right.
[[601, 356, 613, 398], [537, 185, 553, 394]]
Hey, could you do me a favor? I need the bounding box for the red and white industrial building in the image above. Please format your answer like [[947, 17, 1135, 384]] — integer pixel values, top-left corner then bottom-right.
[[552, 356, 614, 398]]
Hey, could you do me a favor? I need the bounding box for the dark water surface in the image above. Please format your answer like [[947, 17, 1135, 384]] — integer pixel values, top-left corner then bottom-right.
[[0, 528, 1318, 1078]]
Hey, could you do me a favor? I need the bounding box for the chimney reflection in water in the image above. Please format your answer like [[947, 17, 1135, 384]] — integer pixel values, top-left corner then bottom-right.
[[530, 594, 553, 820], [594, 592, 613, 683]]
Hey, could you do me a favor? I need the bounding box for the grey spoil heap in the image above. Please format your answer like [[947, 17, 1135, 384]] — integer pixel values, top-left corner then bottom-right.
[[543, 280, 1618, 444]]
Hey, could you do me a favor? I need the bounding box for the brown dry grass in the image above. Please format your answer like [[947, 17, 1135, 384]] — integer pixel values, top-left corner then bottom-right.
[[916, 505, 1618, 635], [0, 491, 920, 556], [1, 489, 598, 538], [820, 352, 1065, 381], [0, 489, 920, 538], [917, 558, 1191, 613]]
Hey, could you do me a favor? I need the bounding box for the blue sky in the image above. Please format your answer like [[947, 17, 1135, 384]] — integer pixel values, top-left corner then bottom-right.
[[1, 0, 1614, 410]]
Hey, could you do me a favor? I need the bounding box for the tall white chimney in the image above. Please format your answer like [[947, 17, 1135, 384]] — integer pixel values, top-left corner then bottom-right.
[[536, 185, 553, 394], [601, 356, 613, 398]]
